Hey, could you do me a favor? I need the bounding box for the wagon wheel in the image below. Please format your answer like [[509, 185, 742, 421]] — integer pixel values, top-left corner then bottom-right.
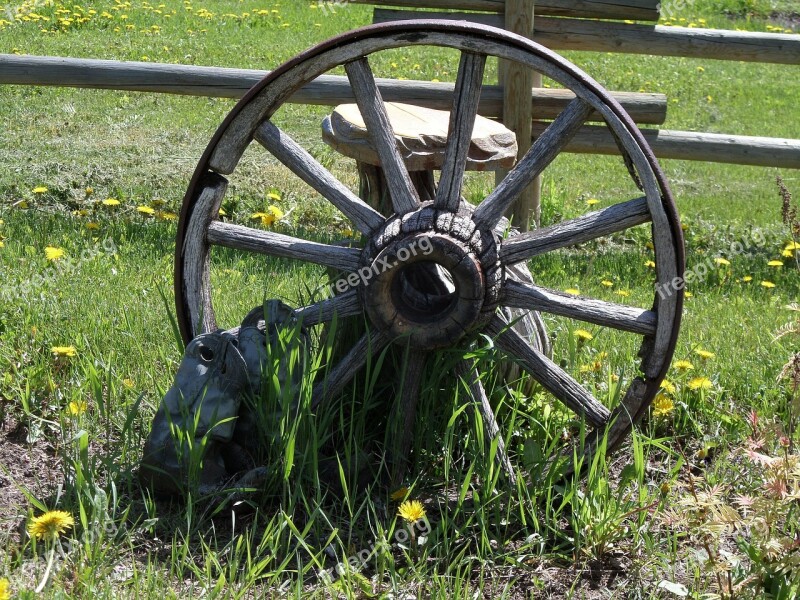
[[175, 20, 684, 482]]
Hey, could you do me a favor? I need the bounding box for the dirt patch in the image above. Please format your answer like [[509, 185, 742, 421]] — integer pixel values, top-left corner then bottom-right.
[[0, 416, 63, 536]]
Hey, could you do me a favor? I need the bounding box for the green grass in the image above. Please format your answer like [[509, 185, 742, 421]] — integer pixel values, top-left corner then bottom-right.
[[1, 0, 800, 598]]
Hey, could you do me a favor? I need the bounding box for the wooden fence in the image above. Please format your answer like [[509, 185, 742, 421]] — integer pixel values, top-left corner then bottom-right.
[[356, 0, 800, 226], [1, 0, 799, 227]]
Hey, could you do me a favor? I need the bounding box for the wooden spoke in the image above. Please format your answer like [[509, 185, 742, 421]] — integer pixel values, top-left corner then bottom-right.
[[502, 279, 657, 336], [254, 121, 384, 235], [344, 58, 420, 215], [311, 328, 390, 408], [500, 196, 651, 264], [454, 359, 517, 483], [207, 221, 361, 272], [292, 289, 362, 327], [434, 51, 487, 211], [391, 350, 426, 485], [473, 97, 593, 229], [487, 317, 611, 428]]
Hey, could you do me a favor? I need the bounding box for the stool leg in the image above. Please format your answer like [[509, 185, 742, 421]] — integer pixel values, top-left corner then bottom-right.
[[410, 171, 436, 202]]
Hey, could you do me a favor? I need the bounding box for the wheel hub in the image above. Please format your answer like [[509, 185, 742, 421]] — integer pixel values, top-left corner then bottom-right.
[[360, 206, 502, 349]]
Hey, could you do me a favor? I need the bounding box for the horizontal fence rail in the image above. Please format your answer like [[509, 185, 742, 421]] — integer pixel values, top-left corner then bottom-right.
[[532, 124, 800, 169], [0, 54, 667, 124], [374, 10, 800, 65], [354, 0, 661, 21]]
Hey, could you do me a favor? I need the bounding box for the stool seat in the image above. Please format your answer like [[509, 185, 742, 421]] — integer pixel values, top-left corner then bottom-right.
[[322, 102, 517, 172]]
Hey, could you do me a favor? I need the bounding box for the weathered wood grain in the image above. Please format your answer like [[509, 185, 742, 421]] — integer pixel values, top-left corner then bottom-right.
[[487, 317, 611, 428], [372, 11, 800, 64], [292, 290, 363, 327], [455, 360, 518, 483], [253, 120, 384, 234], [499, 196, 651, 264], [500, 0, 537, 230], [434, 52, 487, 211], [391, 351, 426, 485], [502, 279, 658, 336], [531, 124, 800, 169], [345, 58, 420, 215], [0, 55, 668, 124], [182, 174, 227, 336], [473, 98, 593, 229], [355, 0, 661, 21], [207, 221, 361, 272], [322, 102, 517, 172]]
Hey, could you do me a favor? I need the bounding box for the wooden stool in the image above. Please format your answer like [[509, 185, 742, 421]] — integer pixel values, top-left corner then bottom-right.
[[322, 102, 518, 215]]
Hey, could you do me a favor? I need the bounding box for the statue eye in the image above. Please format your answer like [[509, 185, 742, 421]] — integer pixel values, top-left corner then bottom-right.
[[199, 346, 214, 362]]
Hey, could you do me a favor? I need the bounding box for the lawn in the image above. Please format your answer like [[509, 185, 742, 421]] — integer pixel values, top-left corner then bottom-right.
[[0, 0, 799, 598]]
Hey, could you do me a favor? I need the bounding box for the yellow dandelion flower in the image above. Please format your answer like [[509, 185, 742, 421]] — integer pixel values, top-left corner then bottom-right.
[[586, 198, 599, 206], [785, 241, 800, 251], [0, 240, 4, 248], [645, 260, 656, 268], [390, 487, 409, 501], [102, 198, 120, 207], [267, 191, 281, 202], [741, 276, 753, 282], [688, 376, 712, 391], [0, 578, 10, 600], [68, 400, 87, 416], [616, 290, 631, 297], [564, 288, 580, 296], [397, 499, 426, 524], [601, 280, 613, 287], [695, 349, 715, 360], [32, 186, 48, 194], [85, 187, 94, 196], [137, 205, 155, 215], [697, 66, 705, 72], [251, 212, 275, 226], [660, 379, 676, 394], [761, 281, 776, 289], [268, 204, 284, 219], [45, 246, 65, 261], [652, 394, 674, 417], [674, 360, 694, 371], [218, 208, 227, 217], [767, 260, 783, 267], [156, 211, 178, 221], [85, 222, 100, 230], [574, 329, 594, 341], [580, 360, 603, 373], [784, 249, 796, 258], [28, 510, 74, 540], [685, 291, 693, 297], [52, 346, 78, 358], [714, 257, 730, 266]]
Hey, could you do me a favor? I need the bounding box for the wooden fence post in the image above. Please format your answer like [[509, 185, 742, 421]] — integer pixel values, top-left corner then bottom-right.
[[498, 0, 540, 230]]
